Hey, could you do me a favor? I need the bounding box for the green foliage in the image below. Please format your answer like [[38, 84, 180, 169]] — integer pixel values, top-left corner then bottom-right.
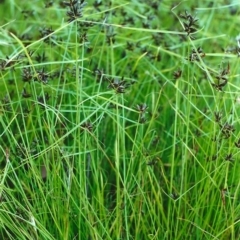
[[0, 0, 240, 239]]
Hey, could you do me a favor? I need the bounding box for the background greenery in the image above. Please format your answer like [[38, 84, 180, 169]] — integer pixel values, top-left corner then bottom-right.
[[0, 0, 240, 239]]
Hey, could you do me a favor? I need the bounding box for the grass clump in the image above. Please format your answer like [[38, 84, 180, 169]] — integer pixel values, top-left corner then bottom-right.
[[0, 0, 240, 239]]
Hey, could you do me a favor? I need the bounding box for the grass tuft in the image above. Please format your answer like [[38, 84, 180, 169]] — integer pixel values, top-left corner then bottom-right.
[[0, 0, 240, 239]]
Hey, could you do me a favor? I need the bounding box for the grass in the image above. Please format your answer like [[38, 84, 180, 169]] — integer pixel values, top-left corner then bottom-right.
[[0, 0, 240, 239]]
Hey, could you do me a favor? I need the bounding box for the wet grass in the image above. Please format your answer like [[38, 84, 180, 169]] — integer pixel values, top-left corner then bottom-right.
[[0, 0, 240, 239]]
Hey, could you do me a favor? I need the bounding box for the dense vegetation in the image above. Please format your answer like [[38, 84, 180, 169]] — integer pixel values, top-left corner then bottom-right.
[[0, 0, 240, 239]]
